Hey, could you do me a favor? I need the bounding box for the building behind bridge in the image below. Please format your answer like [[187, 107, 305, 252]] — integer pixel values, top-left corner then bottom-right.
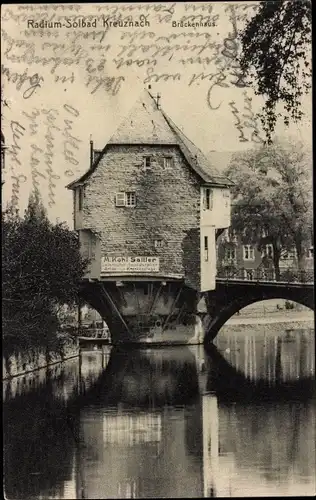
[[216, 228, 314, 280], [66, 89, 232, 344]]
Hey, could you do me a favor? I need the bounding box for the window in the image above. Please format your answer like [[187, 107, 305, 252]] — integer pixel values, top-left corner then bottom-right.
[[126, 192, 136, 207], [78, 186, 84, 211], [244, 269, 254, 280], [243, 245, 255, 261], [223, 189, 230, 209], [261, 244, 273, 259], [143, 156, 151, 168], [204, 236, 209, 261], [307, 247, 313, 259], [115, 192, 126, 207], [203, 188, 213, 210], [281, 249, 296, 260], [164, 156, 173, 169], [225, 247, 236, 261], [115, 192, 136, 207], [154, 239, 163, 248]]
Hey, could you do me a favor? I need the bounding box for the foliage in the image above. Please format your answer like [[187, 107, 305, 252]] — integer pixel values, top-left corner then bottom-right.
[[2, 192, 88, 355], [225, 139, 313, 279], [285, 300, 295, 310], [238, 0, 312, 142]]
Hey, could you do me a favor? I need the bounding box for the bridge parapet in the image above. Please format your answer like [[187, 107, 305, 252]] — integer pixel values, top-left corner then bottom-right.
[[216, 267, 314, 285]]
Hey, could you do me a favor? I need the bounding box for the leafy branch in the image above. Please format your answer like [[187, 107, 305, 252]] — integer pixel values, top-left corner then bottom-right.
[[238, 0, 312, 142]]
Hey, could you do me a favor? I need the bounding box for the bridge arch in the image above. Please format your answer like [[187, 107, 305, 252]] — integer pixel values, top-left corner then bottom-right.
[[204, 283, 314, 344]]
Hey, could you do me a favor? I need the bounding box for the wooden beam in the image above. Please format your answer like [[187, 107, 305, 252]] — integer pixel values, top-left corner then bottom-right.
[[133, 283, 142, 316], [173, 302, 187, 326], [148, 284, 162, 316], [146, 283, 154, 315], [101, 284, 131, 335], [162, 286, 183, 331]]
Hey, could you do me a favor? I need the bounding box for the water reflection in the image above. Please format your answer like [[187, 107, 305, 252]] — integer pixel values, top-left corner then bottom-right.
[[208, 329, 315, 401], [3, 359, 80, 500], [3, 329, 315, 499]]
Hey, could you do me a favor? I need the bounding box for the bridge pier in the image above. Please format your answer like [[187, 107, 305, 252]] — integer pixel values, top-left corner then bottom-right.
[[81, 280, 208, 345]]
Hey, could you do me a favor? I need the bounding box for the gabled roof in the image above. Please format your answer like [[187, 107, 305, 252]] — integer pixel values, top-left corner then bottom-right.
[[66, 89, 233, 189], [108, 90, 178, 145], [160, 110, 233, 186]]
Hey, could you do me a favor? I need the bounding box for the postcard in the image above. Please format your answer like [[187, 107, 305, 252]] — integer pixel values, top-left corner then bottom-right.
[[2, 2, 314, 499]]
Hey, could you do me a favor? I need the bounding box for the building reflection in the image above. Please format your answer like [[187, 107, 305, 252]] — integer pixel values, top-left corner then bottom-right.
[[76, 346, 203, 499], [3, 330, 315, 499]]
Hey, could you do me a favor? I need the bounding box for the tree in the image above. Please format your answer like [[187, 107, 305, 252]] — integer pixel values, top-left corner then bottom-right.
[[225, 140, 312, 280], [2, 192, 88, 355], [239, 0, 312, 142]]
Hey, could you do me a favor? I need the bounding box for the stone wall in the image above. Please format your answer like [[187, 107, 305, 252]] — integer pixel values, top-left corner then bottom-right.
[[80, 144, 201, 289], [2, 338, 79, 380]]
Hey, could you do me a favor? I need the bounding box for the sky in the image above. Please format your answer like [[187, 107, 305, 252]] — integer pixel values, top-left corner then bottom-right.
[[1, 2, 312, 227]]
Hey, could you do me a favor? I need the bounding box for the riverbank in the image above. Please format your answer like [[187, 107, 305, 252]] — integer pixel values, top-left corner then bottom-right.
[[2, 337, 79, 380], [219, 320, 314, 339], [226, 312, 314, 325]]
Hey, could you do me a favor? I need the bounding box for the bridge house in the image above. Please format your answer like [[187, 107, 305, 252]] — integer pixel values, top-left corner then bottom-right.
[[67, 89, 232, 344]]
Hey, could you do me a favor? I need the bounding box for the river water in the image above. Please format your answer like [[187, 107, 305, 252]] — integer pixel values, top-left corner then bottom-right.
[[3, 325, 315, 499]]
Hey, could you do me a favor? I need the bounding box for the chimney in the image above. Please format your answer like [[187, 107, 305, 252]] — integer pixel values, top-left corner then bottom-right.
[[90, 135, 94, 168]]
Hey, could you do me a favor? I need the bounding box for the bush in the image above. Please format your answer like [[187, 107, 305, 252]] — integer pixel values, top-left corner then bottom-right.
[[2, 193, 88, 356], [285, 300, 295, 310]]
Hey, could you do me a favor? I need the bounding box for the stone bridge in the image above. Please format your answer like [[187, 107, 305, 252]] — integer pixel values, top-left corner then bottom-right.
[[80, 272, 313, 345], [203, 276, 314, 344]]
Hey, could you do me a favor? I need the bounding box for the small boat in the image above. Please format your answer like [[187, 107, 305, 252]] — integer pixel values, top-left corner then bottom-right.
[[79, 336, 110, 344], [78, 327, 110, 345]]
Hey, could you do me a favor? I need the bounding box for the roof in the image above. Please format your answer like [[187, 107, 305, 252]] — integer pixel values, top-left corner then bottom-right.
[[66, 89, 233, 189]]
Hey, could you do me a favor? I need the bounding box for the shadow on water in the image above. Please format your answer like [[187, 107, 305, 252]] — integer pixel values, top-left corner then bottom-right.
[[204, 344, 316, 403]]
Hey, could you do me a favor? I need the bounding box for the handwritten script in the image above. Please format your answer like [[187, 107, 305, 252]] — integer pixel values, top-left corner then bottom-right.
[[2, 2, 267, 217]]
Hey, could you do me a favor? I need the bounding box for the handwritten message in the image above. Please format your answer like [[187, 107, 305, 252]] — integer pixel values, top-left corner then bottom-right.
[[2, 1, 304, 222], [5, 103, 82, 209], [1, 3, 259, 99]]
